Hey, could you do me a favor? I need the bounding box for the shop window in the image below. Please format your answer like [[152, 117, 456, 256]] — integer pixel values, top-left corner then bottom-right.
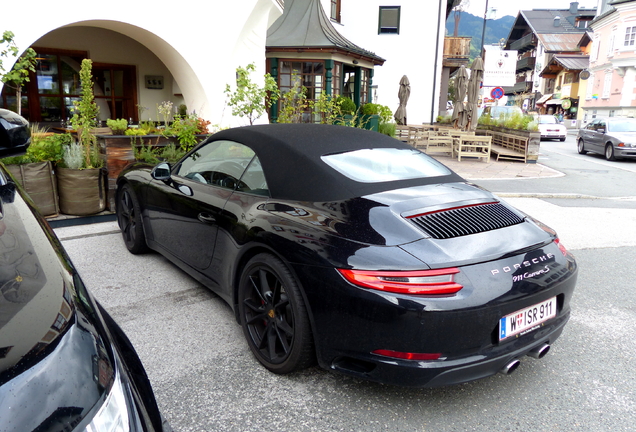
[[1, 48, 138, 123], [378, 6, 400, 34]]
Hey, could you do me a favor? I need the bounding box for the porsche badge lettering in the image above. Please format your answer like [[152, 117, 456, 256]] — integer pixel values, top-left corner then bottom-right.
[[490, 253, 555, 276]]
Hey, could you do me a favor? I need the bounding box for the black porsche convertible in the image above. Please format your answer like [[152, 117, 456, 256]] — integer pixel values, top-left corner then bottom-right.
[[116, 124, 577, 387]]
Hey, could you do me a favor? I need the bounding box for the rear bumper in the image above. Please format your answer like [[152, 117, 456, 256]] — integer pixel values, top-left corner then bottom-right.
[[294, 243, 577, 387]]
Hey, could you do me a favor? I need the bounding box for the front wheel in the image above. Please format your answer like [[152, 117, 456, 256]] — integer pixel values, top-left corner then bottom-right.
[[238, 253, 314, 374], [605, 143, 617, 161], [116, 183, 149, 254], [577, 139, 587, 155]]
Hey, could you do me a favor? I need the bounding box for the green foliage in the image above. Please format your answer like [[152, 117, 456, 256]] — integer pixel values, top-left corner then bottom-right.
[[166, 114, 200, 152], [107, 118, 128, 134], [159, 143, 186, 163], [134, 141, 160, 164], [336, 96, 357, 115], [70, 59, 102, 169], [378, 122, 396, 137], [312, 93, 343, 125], [0, 31, 37, 113], [0, 155, 31, 165], [225, 63, 280, 125], [177, 104, 187, 117], [479, 112, 539, 131], [277, 72, 310, 124], [436, 115, 452, 124], [27, 133, 71, 163]]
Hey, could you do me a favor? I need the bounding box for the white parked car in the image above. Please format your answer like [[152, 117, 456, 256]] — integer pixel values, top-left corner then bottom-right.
[[537, 115, 567, 141]]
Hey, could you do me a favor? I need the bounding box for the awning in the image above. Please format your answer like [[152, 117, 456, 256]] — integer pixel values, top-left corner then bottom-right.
[[546, 99, 562, 105], [536, 94, 552, 104]]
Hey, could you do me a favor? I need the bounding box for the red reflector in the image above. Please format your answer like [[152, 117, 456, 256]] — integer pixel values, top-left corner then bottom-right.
[[373, 349, 441, 361], [338, 268, 463, 295]]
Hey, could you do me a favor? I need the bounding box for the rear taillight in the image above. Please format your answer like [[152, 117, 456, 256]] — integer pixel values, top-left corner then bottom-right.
[[338, 268, 463, 295], [555, 238, 569, 256]]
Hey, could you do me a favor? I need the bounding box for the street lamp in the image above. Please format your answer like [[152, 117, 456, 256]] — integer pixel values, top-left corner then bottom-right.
[[479, 2, 497, 56]]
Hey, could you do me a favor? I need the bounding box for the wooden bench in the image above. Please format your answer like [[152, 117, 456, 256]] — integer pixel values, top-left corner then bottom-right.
[[477, 131, 529, 163], [456, 135, 492, 162]]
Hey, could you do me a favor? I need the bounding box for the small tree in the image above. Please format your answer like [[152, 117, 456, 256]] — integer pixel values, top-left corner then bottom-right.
[[69, 58, 102, 169], [0, 31, 37, 114], [277, 73, 310, 124], [225, 63, 279, 125]]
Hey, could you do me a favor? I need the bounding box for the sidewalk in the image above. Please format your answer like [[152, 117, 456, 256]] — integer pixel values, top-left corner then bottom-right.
[[434, 155, 563, 180]]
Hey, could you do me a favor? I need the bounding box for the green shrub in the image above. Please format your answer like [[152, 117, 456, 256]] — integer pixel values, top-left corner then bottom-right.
[[378, 122, 396, 137], [62, 142, 86, 169], [107, 118, 128, 134], [27, 133, 71, 164], [336, 96, 357, 115]]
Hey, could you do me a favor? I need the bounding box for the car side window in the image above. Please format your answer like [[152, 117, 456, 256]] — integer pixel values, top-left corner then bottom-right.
[[174, 140, 254, 190], [587, 121, 597, 131], [238, 156, 269, 196], [598, 122, 606, 132]]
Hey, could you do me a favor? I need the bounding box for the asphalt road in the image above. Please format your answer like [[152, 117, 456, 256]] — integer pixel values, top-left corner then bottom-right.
[[56, 136, 636, 431]]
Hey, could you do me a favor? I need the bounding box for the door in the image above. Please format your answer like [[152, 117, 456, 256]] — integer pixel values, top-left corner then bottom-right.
[[144, 140, 256, 273]]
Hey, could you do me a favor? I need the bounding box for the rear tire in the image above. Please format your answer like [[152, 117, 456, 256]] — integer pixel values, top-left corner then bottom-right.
[[117, 183, 149, 254], [577, 139, 587, 155], [559, 137, 566, 142], [238, 253, 314, 374], [605, 143, 617, 161]]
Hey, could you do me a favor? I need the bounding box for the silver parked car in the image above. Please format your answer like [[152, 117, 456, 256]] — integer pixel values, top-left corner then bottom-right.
[[577, 117, 636, 161]]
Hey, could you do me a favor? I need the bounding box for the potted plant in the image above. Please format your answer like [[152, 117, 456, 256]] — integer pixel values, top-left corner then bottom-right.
[[1, 126, 69, 217], [56, 59, 107, 216]]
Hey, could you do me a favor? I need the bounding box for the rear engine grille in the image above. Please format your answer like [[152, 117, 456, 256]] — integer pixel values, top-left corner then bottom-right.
[[407, 202, 524, 239]]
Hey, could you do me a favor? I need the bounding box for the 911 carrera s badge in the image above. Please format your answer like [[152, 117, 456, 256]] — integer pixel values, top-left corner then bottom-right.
[[490, 253, 555, 276]]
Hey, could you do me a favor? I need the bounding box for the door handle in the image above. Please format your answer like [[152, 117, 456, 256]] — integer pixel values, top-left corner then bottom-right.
[[198, 213, 216, 224]]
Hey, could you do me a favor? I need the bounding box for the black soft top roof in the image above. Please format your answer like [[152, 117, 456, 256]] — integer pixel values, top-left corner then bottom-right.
[[208, 124, 463, 202]]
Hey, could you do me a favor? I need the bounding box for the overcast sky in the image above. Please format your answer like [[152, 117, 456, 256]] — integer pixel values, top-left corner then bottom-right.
[[462, 0, 597, 19]]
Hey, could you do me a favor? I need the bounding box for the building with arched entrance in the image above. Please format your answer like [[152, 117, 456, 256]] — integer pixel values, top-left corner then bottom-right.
[[1, 0, 454, 127]]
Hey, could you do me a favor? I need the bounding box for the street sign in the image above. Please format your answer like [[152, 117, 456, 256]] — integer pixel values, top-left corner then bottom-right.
[[491, 87, 504, 99]]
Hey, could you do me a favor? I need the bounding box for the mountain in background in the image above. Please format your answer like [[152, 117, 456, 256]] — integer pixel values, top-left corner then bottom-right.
[[445, 11, 516, 62]]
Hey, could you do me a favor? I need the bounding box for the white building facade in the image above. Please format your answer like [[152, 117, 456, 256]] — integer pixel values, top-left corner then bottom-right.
[[1, 0, 449, 127]]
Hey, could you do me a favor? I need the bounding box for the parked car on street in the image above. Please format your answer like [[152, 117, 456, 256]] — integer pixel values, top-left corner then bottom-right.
[[117, 124, 578, 388], [0, 109, 170, 432], [577, 117, 636, 160], [537, 115, 567, 141]]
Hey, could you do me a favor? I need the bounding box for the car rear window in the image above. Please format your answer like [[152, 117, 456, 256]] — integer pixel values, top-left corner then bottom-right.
[[321, 148, 451, 183]]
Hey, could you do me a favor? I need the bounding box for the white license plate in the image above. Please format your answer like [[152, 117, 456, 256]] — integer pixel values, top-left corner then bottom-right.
[[499, 297, 557, 341]]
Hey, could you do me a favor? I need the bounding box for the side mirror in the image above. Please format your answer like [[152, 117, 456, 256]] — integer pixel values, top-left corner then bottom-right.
[[597, 128, 606, 134], [0, 109, 30, 158], [151, 162, 171, 181]]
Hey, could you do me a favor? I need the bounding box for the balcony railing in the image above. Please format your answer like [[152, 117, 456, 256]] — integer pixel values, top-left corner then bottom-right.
[[516, 56, 536, 72], [503, 81, 532, 94], [510, 33, 537, 53]]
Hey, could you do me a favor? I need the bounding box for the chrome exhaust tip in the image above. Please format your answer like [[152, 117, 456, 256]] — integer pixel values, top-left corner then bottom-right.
[[499, 359, 521, 375], [527, 343, 550, 359]]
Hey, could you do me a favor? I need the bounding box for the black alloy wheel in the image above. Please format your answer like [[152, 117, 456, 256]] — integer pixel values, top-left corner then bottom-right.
[[577, 139, 587, 154], [605, 143, 617, 161], [117, 183, 149, 254], [238, 253, 314, 374]]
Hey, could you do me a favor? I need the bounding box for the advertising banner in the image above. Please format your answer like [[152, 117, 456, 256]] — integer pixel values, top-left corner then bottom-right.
[[483, 45, 517, 87]]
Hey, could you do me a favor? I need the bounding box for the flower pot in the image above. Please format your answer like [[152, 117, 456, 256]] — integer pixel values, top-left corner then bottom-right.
[[56, 167, 107, 216], [6, 161, 59, 217]]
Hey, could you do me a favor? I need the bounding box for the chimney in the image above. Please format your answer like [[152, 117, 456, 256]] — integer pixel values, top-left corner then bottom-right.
[[554, 16, 561, 27], [570, 2, 579, 14]]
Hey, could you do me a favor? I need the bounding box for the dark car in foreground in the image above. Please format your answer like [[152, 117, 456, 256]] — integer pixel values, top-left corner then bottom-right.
[[0, 109, 169, 431], [117, 123, 578, 388], [577, 117, 636, 160]]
